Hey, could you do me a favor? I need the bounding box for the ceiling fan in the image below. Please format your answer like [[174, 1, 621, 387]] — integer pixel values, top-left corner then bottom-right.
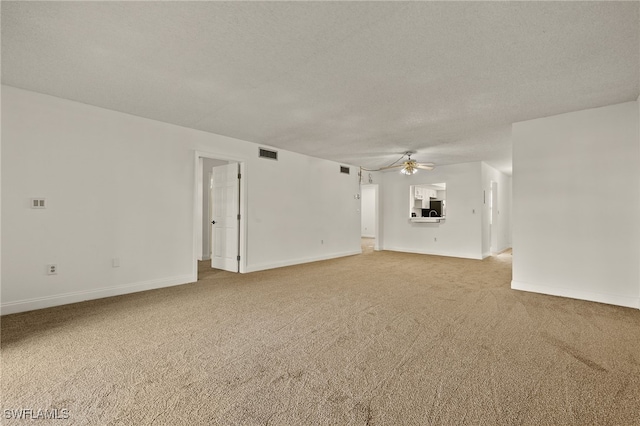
[[376, 151, 434, 175]]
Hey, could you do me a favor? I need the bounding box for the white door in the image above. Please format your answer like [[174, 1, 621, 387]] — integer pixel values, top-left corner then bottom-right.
[[210, 163, 240, 272]]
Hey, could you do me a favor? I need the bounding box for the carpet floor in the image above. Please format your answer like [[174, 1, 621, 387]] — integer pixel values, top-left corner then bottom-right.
[[2, 244, 640, 425]]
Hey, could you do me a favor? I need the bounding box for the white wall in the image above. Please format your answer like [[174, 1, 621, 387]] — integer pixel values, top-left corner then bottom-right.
[[361, 185, 376, 238], [381, 162, 485, 259], [0, 86, 3, 311], [245, 152, 361, 271], [512, 101, 640, 309], [481, 162, 512, 257], [1, 86, 361, 314], [201, 158, 227, 260]]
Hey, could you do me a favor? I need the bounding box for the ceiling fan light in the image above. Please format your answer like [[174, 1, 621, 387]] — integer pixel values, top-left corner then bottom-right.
[[401, 166, 417, 175]]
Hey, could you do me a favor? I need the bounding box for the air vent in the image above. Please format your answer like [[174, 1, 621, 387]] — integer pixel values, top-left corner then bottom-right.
[[340, 166, 350, 174], [259, 148, 278, 160]]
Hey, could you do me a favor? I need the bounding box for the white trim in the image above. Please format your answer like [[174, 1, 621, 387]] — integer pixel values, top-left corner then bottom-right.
[[193, 151, 247, 276], [372, 246, 482, 260], [410, 217, 445, 223], [487, 247, 511, 257], [196, 157, 204, 261], [361, 183, 381, 251], [0, 275, 196, 315], [372, 183, 380, 251], [245, 250, 361, 273], [511, 280, 640, 310]]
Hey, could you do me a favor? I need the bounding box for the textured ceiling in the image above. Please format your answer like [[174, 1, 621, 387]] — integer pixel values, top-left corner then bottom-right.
[[2, 2, 639, 175]]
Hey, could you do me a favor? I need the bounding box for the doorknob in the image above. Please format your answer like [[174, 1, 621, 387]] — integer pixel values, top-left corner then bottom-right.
[[211, 220, 216, 224]]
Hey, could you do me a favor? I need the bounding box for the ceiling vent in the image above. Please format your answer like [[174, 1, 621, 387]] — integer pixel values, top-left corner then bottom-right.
[[259, 148, 278, 160], [340, 166, 350, 174]]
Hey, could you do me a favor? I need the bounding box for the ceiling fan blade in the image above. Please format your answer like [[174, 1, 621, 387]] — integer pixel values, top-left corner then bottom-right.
[[416, 164, 434, 170], [363, 156, 434, 172]]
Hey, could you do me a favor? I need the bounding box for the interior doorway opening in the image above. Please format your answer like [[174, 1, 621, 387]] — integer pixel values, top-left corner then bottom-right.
[[193, 151, 247, 280], [360, 184, 380, 252], [490, 180, 499, 255]]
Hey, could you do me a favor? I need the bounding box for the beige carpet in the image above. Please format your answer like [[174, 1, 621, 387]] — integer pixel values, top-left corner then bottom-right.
[[2, 245, 640, 425]]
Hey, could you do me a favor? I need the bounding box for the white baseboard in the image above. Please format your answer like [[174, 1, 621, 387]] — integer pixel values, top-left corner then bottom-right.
[[383, 246, 482, 260], [511, 280, 640, 310], [489, 247, 512, 257], [245, 250, 362, 273], [1, 274, 196, 315], [361, 234, 375, 238]]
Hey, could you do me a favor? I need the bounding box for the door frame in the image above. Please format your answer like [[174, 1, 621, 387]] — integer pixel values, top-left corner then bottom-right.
[[207, 169, 213, 260], [193, 150, 247, 278]]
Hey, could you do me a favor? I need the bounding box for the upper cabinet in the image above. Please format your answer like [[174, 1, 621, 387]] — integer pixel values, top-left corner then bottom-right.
[[414, 187, 436, 200], [416, 186, 436, 200], [414, 187, 423, 199]]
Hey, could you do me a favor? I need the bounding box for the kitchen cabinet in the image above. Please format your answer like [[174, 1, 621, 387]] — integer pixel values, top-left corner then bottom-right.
[[414, 187, 436, 205], [415, 187, 436, 199]]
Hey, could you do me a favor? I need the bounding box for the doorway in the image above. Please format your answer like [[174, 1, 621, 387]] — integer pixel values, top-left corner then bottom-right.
[[490, 181, 498, 255], [360, 184, 380, 251], [193, 151, 247, 279]]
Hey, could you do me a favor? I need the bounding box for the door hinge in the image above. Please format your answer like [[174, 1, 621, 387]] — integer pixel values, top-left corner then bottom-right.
[[237, 255, 241, 261], [238, 173, 242, 179], [237, 214, 241, 220]]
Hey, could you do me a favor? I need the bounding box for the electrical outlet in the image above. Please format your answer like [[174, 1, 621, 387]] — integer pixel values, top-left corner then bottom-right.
[[46, 264, 57, 275], [112, 257, 120, 268], [31, 198, 46, 209]]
